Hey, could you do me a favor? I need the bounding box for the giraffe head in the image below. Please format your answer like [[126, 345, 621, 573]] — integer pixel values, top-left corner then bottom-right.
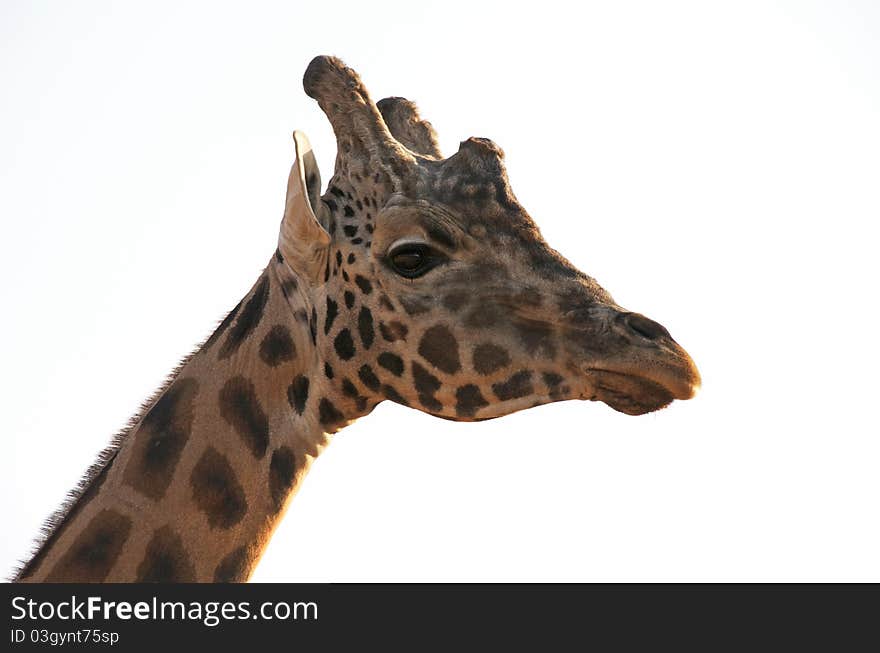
[[278, 56, 700, 428]]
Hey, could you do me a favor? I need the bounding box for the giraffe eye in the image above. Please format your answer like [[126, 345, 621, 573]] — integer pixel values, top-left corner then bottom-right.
[[387, 243, 442, 278]]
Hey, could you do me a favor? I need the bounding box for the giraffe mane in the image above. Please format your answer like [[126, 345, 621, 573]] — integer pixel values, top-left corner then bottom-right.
[[9, 303, 242, 581]]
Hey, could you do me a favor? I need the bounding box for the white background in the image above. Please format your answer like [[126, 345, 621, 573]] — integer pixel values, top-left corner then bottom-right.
[[2, 1, 878, 582]]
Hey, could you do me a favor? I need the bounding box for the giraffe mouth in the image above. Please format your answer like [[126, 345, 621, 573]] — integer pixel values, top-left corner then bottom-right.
[[586, 369, 682, 415]]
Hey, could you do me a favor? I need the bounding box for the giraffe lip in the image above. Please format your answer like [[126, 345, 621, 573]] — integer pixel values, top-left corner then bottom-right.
[[585, 369, 686, 416]]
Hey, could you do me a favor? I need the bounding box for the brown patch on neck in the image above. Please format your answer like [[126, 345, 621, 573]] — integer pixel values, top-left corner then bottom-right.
[[213, 545, 256, 583], [16, 454, 116, 581], [136, 526, 196, 582], [45, 509, 132, 582], [190, 447, 248, 529], [123, 378, 200, 500]]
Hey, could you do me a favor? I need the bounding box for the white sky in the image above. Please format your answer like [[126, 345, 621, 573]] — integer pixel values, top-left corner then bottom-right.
[[1, 0, 878, 582]]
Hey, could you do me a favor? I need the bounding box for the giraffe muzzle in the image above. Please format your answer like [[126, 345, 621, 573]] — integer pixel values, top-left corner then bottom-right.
[[575, 310, 701, 415]]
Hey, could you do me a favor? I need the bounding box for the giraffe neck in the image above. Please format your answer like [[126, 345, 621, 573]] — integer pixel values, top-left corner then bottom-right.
[[18, 256, 341, 582]]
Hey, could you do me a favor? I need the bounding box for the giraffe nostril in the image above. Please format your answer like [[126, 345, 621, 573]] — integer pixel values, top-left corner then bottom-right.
[[624, 313, 671, 341]]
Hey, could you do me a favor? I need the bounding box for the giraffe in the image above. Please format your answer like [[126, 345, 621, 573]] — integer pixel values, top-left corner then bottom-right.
[[14, 56, 700, 582]]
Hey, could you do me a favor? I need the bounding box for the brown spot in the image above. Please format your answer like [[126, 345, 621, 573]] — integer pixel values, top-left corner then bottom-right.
[[400, 296, 431, 316], [334, 328, 356, 360], [358, 365, 380, 391], [516, 320, 556, 358], [281, 278, 299, 298], [418, 395, 442, 412], [544, 372, 570, 400], [379, 295, 395, 312], [46, 509, 132, 582], [269, 446, 297, 513], [203, 299, 242, 352], [124, 378, 199, 500], [309, 307, 318, 344], [324, 297, 339, 335], [354, 275, 373, 294], [493, 370, 534, 401], [214, 545, 251, 583], [18, 453, 116, 580], [136, 526, 196, 582], [319, 398, 346, 432], [412, 361, 440, 395], [382, 384, 409, 406], [259, 325, 296, 367], [377, 352, 404, 376], [190, 447, 248, 529], [473, 343, 511, 376], [358, 307, 375, 349], [455, 385, 489, 418], [442, 292, 469, 312], [219, 376, 269, 459], [341, 378, 368, 412], [418, 325, 461, 374], [465, 304, 501, 328], [287, 375, 309, 415], [543, 372, 563, 387], [379, 321, 409, 342], [219, 274, 270, 360]]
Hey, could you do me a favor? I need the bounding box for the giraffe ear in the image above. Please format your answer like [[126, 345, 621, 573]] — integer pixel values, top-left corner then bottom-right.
[[278, 130, 331, 282]]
